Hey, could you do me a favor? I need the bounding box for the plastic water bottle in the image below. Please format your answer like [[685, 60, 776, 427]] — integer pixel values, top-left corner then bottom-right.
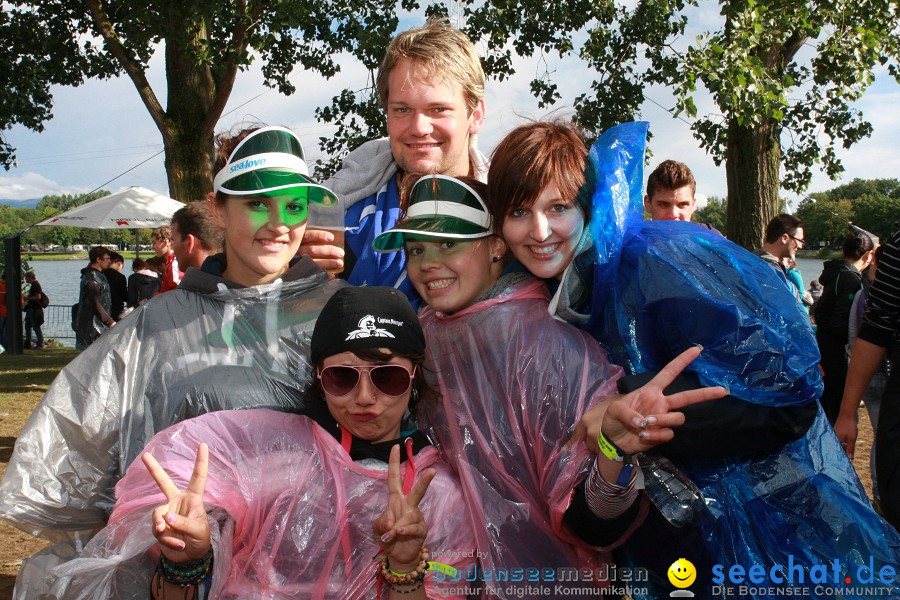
[[638, 453, 706, 527]]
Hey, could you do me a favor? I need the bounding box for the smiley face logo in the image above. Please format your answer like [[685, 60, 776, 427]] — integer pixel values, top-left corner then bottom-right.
[[668, 558, 696, 589]]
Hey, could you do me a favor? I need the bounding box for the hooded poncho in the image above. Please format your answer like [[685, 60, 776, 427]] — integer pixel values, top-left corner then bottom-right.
[[419, 278, 646, 599], [1, 257, 342, 595], [40, 409, 477, 599], [559, 121, 900, 599]]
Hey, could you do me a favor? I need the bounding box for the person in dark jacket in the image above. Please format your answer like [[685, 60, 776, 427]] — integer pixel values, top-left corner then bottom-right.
[[814, 228, 876, 423], [837, 226, 900, 528], [75, 247, 116, 348], [23, 271, 45, 349], [127, 258, 160, 308], [103, 252, 128, 320]]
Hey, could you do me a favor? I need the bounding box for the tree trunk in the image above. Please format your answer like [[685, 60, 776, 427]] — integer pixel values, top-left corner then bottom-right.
[[725, 118, 781, 250], [163, 130, 215, 202], [163, 23, 216, 202]]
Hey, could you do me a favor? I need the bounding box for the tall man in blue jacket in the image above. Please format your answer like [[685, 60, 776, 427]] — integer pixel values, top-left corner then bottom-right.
[[301, 19, 487, 305]]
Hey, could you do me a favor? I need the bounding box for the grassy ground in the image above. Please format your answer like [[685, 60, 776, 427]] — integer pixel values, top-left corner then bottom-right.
[[0, 348, 879, 599], [0, 347, 79, 599]]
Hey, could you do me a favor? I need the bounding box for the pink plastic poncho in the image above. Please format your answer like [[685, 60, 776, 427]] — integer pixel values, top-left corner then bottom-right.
[[419, 278, 642, 599], [44, 409, 477, 599]]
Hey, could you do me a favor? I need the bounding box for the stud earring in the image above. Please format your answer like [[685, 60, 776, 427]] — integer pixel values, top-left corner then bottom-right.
[[492, 256, 501, 263]]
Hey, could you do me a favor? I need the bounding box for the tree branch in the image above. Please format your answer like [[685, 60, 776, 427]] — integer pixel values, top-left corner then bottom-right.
[[201, 0, 262, 138], [782, 31, 808, 64], [84, 0, 172, 144]]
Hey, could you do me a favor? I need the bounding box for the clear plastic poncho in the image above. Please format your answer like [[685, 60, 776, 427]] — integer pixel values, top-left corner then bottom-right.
[[38, 409, 477, 599], [573, 121, 900, 599], [419, 278, 645, 600], [0, 262, 342, 593]]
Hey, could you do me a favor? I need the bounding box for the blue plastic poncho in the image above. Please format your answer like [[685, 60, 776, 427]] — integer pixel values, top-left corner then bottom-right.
[[561, 121, 900, 599]]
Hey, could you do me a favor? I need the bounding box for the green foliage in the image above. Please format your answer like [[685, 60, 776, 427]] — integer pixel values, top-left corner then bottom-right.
[[796, 197, 854, 247], [0, 205, 31, 239], [1, 0, 415, 198], [315, 88, 386, 180], [0, 190, 156, 251], [693, 195, 727, 235], [796, 178, 900, 247], [851, 194, 900, 239], [667, 1, 899, 194], [35, 191, 109, 212], [311, 1, 898, 243], [809, 178, 900, 202]]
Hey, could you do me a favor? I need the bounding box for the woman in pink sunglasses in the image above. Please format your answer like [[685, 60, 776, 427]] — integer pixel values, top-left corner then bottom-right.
[[46, 286, 476, 600]]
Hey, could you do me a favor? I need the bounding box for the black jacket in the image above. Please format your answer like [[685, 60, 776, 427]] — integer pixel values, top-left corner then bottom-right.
[[814, 259, 862, 342], [103, 268, 128, 320], [127, 272, 159, 307]]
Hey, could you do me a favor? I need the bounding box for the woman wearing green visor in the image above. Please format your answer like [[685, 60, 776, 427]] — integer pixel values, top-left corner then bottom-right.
[[0, 126, 346, 592], [374, 175, 722, 599], [209, 126, 339, 285]]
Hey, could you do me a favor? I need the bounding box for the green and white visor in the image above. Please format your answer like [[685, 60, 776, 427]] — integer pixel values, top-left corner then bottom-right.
[[372, 174, 493, 253], [213, 126, 338, 206]]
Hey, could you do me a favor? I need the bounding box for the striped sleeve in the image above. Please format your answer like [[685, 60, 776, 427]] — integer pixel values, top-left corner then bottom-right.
[[859, 228, 900, 348], [584, 457, 640, 519]]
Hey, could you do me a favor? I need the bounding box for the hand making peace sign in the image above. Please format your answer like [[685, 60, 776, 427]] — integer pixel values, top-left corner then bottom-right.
[[572, 346, 728, 455], [372, 445, 436, 571], [142, 443, 212, 564]]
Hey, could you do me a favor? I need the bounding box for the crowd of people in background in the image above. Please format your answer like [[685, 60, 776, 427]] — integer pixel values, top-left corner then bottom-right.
[[6, 201, 227, 352], [0, 16, 898, 600]]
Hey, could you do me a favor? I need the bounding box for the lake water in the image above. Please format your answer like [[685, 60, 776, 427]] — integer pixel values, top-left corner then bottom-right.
[[27, 259, 128, 347], [25, 257, 832, 305], [23, 255, 831, 347]]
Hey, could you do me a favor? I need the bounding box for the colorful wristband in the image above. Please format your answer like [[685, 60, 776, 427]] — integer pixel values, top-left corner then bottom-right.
[[159, 549, 213, 584], [597, 428, 625, 462]]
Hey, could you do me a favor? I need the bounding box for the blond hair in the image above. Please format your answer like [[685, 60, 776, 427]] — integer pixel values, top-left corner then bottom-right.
[[151, 225, 172, 242], [376, 18, 485, 113]]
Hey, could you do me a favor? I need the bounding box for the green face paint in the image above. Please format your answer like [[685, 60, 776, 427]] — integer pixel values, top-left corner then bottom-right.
[[238, 194, 309, 229]]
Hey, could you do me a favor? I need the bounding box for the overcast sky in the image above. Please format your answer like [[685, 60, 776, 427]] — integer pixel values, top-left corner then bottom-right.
[[2, 9, 898, 211]]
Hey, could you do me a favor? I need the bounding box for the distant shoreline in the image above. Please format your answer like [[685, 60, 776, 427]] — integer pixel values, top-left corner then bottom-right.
[[24, 251, 147, 262]]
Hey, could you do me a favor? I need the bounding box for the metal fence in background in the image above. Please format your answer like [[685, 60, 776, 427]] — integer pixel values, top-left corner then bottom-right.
[[39, 304, 75, 342]]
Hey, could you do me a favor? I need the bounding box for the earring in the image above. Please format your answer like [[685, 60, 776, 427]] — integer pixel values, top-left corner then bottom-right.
[[411, 388, 419, 403], [492, 256, 501, 263]]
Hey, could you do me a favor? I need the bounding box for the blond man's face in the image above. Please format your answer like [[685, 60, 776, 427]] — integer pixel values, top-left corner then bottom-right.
[[385, 57, 485, 178]]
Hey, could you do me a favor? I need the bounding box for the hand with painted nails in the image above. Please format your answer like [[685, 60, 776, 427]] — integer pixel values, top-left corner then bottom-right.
[[573, 346, 728, 455], [142, 443, 211, 563], [372, 445, 436, 571]]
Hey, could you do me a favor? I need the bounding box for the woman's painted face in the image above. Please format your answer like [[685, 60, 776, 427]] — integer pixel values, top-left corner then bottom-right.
[[320, 350, 414, 443], [212, 194, 308, 287], [501, 185, 584, 280], [405, 236, 506, 314]]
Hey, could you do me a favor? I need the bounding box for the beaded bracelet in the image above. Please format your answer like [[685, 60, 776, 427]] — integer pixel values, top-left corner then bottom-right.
[[377, 547, 429, 586], [158, 549, 214, 587], [389, 579, 424, 594]]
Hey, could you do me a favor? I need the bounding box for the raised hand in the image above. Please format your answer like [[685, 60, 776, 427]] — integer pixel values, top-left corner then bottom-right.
[[142, 443, 211, 563], [372, 445, 436, 570], [297, 228, 344, 273], [572, 346, 727, 455]]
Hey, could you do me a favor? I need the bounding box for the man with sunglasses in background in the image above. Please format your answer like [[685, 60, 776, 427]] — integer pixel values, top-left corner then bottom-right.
[[754, 213, 806, 278]]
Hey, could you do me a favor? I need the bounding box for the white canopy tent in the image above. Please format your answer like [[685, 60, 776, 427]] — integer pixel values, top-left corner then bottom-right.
[[3, 188, 184, 354], [37, 186, 184, 229]]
